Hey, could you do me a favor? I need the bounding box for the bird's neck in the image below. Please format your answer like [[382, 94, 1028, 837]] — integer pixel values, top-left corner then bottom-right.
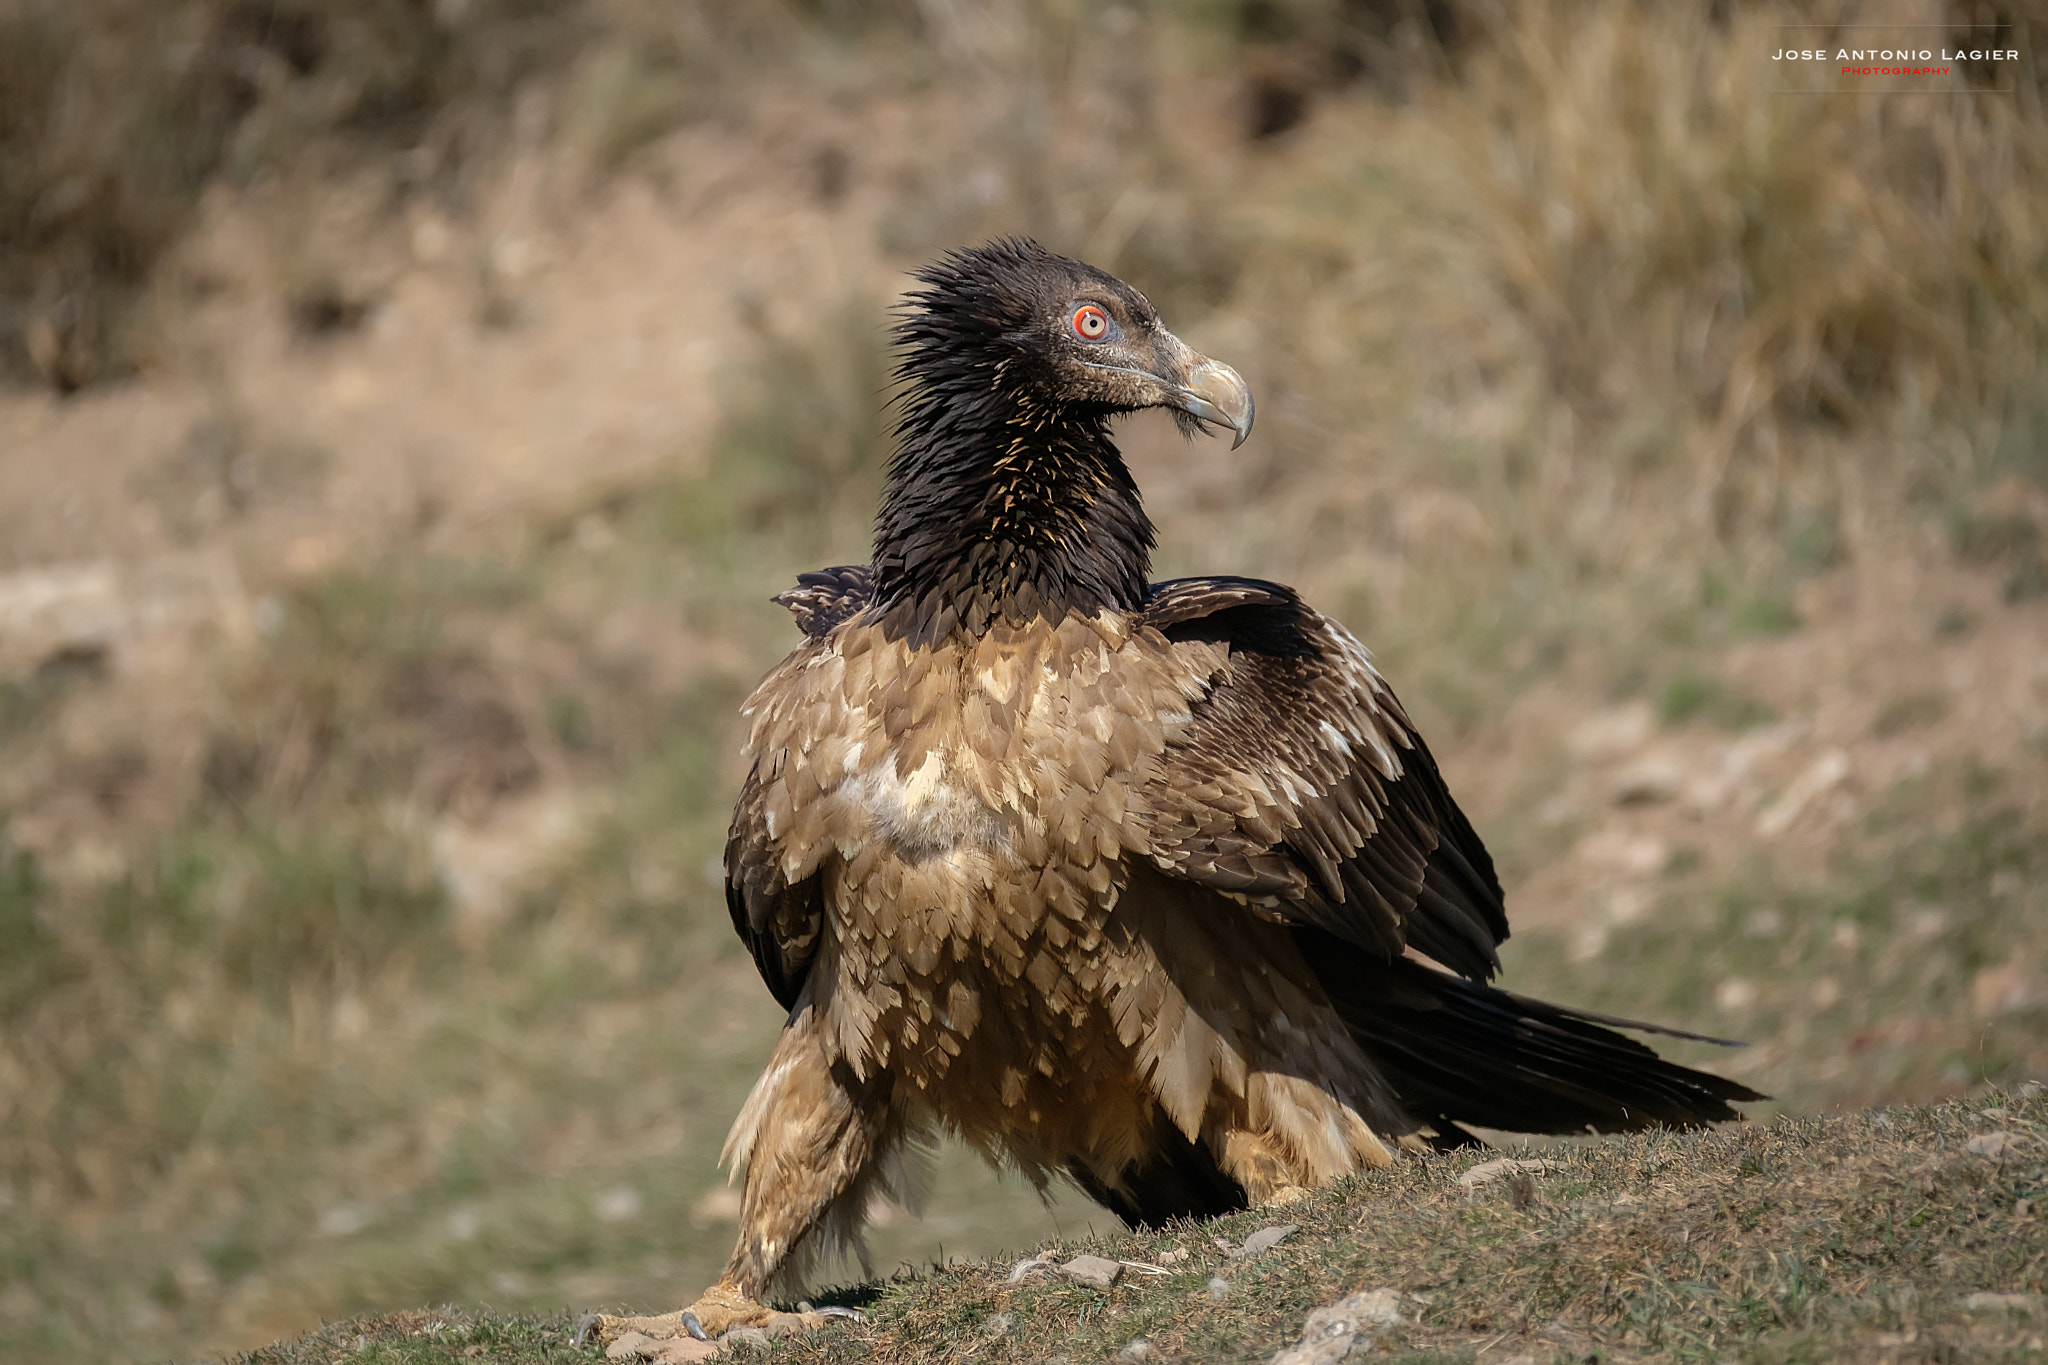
[[871, 390, 1155, 644]]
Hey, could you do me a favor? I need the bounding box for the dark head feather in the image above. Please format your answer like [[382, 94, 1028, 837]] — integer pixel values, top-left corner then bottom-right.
[[873, 239, 1162, 643], [869, 239, 1252, 646]]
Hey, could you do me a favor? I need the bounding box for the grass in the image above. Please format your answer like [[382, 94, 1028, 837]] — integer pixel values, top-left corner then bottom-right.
[[4, 0, 2048, 1360], [230, 1088, 2048, 1364], [1498, 760, 2048, 1115], [1657, 669, 1776, 732]]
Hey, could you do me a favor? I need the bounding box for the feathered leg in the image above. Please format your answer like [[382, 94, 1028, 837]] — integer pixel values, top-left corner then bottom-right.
[[1205, 1072, 1395, 1209], [582, 1003, 889, 1347]]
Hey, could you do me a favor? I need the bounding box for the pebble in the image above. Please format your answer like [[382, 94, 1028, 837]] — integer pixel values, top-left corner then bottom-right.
[[1269, 1287, 1404, 1365], [1231, 1224, 1299, 1258], [604, 1331, 722, 1364], [1966, 1131, 2025, 1158], [1061, 1254, 1123, 1290]]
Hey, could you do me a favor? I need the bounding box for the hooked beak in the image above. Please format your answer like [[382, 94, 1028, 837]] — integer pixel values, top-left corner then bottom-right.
[[1176, 356, 1255, 450], [1080, 330, 1257, 449]]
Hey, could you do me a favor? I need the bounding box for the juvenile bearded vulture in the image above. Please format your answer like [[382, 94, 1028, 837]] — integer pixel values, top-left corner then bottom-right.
[[585, 239, 1759, 1347]]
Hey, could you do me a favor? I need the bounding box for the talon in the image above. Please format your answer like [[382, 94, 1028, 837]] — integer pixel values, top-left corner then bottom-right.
[[573, 1313, 607, 1348], [814, 1305, 865, 1323], [681, 1312, 710, 1342]]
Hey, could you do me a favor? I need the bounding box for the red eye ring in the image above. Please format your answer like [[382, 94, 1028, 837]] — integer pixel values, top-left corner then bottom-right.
[[1071, 305, 1110, 340]]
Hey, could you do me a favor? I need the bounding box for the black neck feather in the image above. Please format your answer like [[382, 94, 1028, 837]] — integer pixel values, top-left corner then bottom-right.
[[872, 366, 1156, 646]]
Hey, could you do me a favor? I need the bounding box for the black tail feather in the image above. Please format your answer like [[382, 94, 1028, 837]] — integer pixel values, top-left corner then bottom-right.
[[1299, 928, 1766, 1135]]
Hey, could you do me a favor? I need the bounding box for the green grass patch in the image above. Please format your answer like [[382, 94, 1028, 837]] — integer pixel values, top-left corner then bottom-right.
[[1658, 669, 1775, 731]]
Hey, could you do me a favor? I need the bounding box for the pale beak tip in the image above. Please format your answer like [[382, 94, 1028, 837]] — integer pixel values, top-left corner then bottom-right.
[[1182, 357, 1255, 452]]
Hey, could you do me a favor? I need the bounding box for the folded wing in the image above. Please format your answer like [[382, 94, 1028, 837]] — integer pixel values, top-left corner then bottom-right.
[[1136, 576, 1509, 981]]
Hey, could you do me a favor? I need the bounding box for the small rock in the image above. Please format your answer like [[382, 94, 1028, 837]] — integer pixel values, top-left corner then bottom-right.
[[1231, 1224, 1298, 1258], [1118, 1339, 1154, 1362], [1062, 1254, 1123, 1290], [1964, 1292, 2043, 1311], [1458, 1158, 1547, 1191], [1207, 1276, 1231, 1303], [605, 1332, 723, 1364], [1269, 1287, 1403, 1365], [723, 1326, 772, 1352], [1347, 1287, 1403, 1328], [1967, 1131, 2025, 1158], [1610, 752, 1683, 806], [1158, 1245, 1190, 1264], [1008, 1254, 1058, 1283], [981, 1313, 1014, 1336]]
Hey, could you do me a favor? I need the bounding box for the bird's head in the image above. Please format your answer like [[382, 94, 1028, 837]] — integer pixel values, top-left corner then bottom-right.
[[896, 238, 1255, 449]]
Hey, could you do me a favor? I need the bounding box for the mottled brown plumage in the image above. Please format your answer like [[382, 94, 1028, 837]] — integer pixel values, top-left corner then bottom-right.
[[584, 240, 1759, 1350]]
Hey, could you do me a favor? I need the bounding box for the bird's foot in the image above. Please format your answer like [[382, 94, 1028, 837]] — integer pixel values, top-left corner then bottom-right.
[[576, 1283, 862, 1360]]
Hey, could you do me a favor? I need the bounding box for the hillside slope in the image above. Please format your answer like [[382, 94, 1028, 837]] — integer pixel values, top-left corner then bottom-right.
[[233, 1089, 2047, 1365]]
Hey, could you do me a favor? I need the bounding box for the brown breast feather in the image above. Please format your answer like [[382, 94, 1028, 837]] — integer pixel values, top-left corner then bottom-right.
[[724, 571, 1514, 1182], [726, 605, 1395, 1172]]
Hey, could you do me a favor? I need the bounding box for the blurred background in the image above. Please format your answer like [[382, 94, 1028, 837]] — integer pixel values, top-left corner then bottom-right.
[[2, 0, 2045, 1358]]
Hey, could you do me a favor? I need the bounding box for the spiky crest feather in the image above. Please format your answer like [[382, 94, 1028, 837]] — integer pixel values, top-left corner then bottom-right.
[[873, 239, 1158, 644]]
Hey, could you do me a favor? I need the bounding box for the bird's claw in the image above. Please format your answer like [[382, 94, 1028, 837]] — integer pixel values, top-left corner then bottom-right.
[[680, 1312, 710, 1342], [813, 1305, 865, 1323], [573, 1313, 605, 1348]]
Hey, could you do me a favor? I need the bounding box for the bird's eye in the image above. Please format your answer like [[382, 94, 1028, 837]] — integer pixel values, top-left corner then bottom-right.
[[1071, 305, 1110, 341]]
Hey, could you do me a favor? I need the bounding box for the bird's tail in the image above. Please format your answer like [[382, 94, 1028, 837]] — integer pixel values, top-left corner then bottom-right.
[[1304, 933, 1766, 1140]]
